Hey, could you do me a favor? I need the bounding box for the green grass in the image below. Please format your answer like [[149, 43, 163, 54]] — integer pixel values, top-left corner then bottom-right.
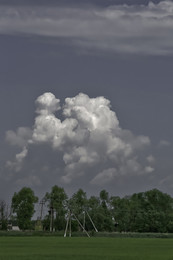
[[0, 237, 173, 260]]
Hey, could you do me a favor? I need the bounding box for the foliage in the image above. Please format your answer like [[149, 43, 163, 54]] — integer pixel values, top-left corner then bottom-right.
[[0, 200, 8, 230], [110, 189, 173, 233], [11, 187, 38, 230], [44, 185, 68, 231], [4, 187, 173, 233]]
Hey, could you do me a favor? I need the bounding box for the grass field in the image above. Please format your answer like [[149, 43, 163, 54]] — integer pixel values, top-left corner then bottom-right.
[[0, 237, 173, 260]]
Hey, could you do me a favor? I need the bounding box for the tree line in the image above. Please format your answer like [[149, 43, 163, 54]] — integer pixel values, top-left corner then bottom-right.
[[1, 187, 173, 233]]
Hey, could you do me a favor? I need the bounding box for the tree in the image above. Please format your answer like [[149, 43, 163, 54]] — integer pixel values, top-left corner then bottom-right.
[[68, 189, 88, 231], [69, 189, 87, 215], [100, 190, 109, 205], [110, 196, 131, 232], [11, 187, 38, 230], [0, 200, 8, 230], [44, 185, 68, 231], [87, 195, 104, 232], [128, 189, 173, 232], [110, 189, 173, 233], [99, 190, 114, 232], [143, 189, 173, 232], [85, 191, 114, 232]]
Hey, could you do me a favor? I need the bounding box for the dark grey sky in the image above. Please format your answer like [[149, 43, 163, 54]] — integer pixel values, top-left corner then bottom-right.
[[0, 0, 173, 202], [0, 0, 163, 6]]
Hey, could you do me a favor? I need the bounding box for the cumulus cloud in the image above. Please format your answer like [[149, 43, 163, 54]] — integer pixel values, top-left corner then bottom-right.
[[146, 155, 155, 163], [0, 1, 173, 55], [35, 92, 61, 115], [91, 168, 117, 186], [6, 127, 32, 147], [6, 146, 28, 172], [6, 92, 154, 187], [144, 166, 154, 173]]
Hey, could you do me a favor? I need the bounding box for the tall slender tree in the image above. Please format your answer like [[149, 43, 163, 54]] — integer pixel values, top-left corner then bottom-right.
[[44, 185, 68, 231], [0, 200, 8, 230]]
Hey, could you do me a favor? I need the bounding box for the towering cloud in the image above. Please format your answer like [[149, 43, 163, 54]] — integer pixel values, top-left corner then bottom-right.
[[6, 92, 154, 187]]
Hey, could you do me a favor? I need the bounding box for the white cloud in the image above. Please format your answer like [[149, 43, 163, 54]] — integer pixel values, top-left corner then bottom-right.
[[6, 92, 154, 187], [6, 127, 32, 147], [91, 168, 117, 186], [35, 92, 61, 115], [146, 155, 155, 163], [144, 166, 154, 173], [6, 146, 28, 172], [158, 140, 171, 147], [0, 1, 173, 55]]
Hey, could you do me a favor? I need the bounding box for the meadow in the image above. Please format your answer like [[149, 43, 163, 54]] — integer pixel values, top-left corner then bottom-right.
[[0, 236, 173, 260]]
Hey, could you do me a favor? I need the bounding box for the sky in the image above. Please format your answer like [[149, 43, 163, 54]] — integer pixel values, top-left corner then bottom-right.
[[1, 0, 173, 202]]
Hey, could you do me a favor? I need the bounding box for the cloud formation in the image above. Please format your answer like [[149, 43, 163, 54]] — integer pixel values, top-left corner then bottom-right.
[[0, 1, 173, 55], [6, 127, 32, 148], [6, 147, 28, 172], [6, 92, 154, 187], [158, 140, 171, 147]]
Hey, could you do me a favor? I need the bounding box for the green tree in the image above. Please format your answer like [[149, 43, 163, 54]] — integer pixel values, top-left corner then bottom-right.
[[69, 189, 87, 215], [0, 200, 8, 230], [86, 191, 114, 232], [99, 190, 114, 231], [128, 189, 173, 232], [44, 185, 68, 231], [143, 189, 173, 232], [110, 196, 131, 232], [100, 190, 109, 207], [86, 195, 101, 231], [111, 189, 173, 233], [11, 187, 38, 230], [68, 189, 88, 231]]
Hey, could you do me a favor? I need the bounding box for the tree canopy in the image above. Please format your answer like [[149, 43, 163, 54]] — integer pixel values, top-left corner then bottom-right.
[[2, 187, 173, 233], [11, 187, 38, 230]]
